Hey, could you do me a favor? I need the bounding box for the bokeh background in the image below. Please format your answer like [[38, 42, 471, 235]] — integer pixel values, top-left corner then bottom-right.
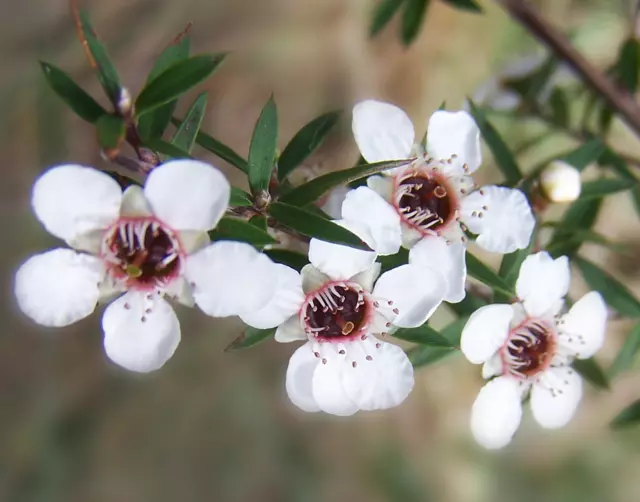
[[2, 0, 640, 501]]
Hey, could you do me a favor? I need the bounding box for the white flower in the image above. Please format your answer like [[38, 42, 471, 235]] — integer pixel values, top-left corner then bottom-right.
[[240, 257, 446, 416], [14, 161, 278, 372], [351, 99, 535, 303], [460, 251, 607, 449], [540, 161, 581, 203]]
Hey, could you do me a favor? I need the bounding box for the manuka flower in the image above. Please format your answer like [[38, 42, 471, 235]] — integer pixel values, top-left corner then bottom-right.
[[351, 99, 535, 303], [460, 251, 607, 449], [15, 161, 277, 372]]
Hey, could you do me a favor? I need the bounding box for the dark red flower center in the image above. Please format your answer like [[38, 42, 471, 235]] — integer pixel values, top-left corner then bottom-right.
[[395, 174, 454, 233], [303, 284, 369, 340], [502, 319, 555, 378]]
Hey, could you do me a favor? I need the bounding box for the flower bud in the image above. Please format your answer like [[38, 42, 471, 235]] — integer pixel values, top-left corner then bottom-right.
[[540, 161, 581, 203]]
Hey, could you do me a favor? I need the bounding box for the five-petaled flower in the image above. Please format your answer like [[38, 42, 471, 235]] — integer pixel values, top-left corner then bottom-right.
[[460, 251, 607, 449], [14, 160, 278, 372], [350, 99, 535, 303]]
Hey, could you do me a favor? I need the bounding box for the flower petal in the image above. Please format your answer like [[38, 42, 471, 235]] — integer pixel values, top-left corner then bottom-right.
[[516, 252, 570, 318], [460, 186, 535, 254], [311, 351, 359, 416], [352, 100, 414, 163], [15, 248, 104, 327], [144, 160, 230, 231], [184, 241, 277, 317], [372, 264, 445, 328], [308, 219, 377, 280], [285, 343, 321, 412], [32, 165, 122, 241], [557, 291, 607, 359], [321, 185, 350, 219], [341, 187, 401, 255], [102, 292, 181, 373], [340, 338, 414, 411], [409, 236, 467, 304], [240, 264, 305, 329], [300, 264, 331, 294], [367, 175, 394, 200], [531, 366, 582, 429], [427, 110, 482, 173], [461, 304, 514, 364], [470, 376, 524, 449], [120, 186, 153, 217], [350, 263, 382, 292], [275, 315, 307, 343]]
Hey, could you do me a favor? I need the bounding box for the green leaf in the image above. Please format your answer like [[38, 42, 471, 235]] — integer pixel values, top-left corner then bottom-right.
[[579, 177, 637, 199], [574, 256, 640, 318], [264, 249, 309, 272], [440, 0, 482, 12], [78, 10, 121, 105], [248, 95, 278, 194], [495, 241, 534, 303], [547, 198, 602, 257], [40, 62, 106, 123], [609, 323, 640, 377], [225, 326, 275, 351], [370, 0, 405, 37], [171, 92, 207, 153], [144, 138, 192, 159], [96, 114, 125, 150], [557, 139, 605, 171], [572, 358, 610, 390], [135, 54, 226, 116], [467, 100, 522, 184], [446, 293, 488, 317], [146, 35, 191, 83], [209, 217, 277, 247], [610, 399, 640, 429], [393, 324, 457, 347], [378, 248, 409, 274], [401, 0, 430, 46], [466, 253, 514, 297], [229, 187, 252, 207], [407, 317, 467, 368], [268, 202, 371, 250], [544, 225, 630, 255], [278, 111, 341, 181], [616, 38, 640, 93], [548, 88, 569, 128], [279, 159, 411, 206]]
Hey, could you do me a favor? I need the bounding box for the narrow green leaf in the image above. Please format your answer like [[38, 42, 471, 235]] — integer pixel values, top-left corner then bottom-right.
[[370, 0, 405, 37], [467, 100, 522, 184], [446, 294, 488, 317], [171, 92, 207, 153], [40, 62, 106, 123], [579, 177, 636, 199], [264, 249, 309, 272], [229, 187, 252, 207], [495, 240, 534, 303], [574, 256, 640, 318], [96, 114, 124, 149], [557, 139, 605, 172], [144, 138, 192, 159], [279, 159, 411, 206], [609, 323, 640, 377], [547, 198, 602, 257], [393, 324, 456, 347], [572, 358, 610, 390], [268, 202, 371, 250], [466, 253, 514, 297], [225, 326, 275, 351], [610, 399, 640, 429], [440, 0, 481, 12], [249, 214, 268, 231], [401, 0, 430, 46], [209, 217, 277, 247], [135, 54, 226, 116], [78, 10, 121, 105], [544, 225, 630, 255], [548, 88, 569, 128], [146, 35, 191, 84], [278, 111, 341, 181], [248, 95, 278, 193], [616, 38, 640, 93], [378, 248, 409, 274], [407, 317, 467, 368]]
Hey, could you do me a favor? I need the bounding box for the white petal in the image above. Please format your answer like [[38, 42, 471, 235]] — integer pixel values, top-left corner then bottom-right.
[[178, 230, 211, 254], [427, 110, 482, 173], [350, 263, 382, 292], [352, 100, 414, 163], [409, 236, 467, 304], [516, 252, 570, 318], [341, 339, 414, 411], [300, 264, 331, 294], [341, 187, 401, 255], [184, 241, 277, 317], [531, 366, 582, 429], [461, 304, 514, 364], [482, 353, 504, 379], [558, 291, 607, 359], [321, 185, 351, 219], [120, 186, 153, 216], [400, 223, 424, 248], [275, 315, 307, 343], [372, 264, 445, 328], [460, 186, 535, 254], [367, 175, 394, 199], [15, 248, 104, 327], [285, 343, 321, 412], [240, 264, 305, 329], [471, 376, 524, 449], [312, 353, 359, 416], [144, 160, 230, 231], [102, 292, 181, 373], [32, 165, 122, 241], [308, 219, 377, 280]]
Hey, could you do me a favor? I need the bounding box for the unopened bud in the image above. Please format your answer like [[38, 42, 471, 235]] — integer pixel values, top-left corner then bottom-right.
[[117, 87, 133, 117], [540, 161, 581, 203]]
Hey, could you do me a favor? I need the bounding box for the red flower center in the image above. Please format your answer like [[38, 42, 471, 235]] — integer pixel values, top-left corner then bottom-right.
[[502, 318, 556, 378]]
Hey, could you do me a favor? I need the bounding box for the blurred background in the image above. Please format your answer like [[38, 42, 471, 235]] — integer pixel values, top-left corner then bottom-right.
[[3, 0, 640, 501]]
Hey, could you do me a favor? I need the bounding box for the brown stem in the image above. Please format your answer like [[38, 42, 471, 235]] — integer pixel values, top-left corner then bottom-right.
[[494, 0, 640, 139]]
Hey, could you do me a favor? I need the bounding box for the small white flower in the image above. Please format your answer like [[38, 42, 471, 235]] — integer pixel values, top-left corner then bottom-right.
[[540, 161, 582, 203], [240, 257, 446, 416], [351, 99, 535, 303], [14, 161, 278, 372], [460, 251, 607, 449]]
